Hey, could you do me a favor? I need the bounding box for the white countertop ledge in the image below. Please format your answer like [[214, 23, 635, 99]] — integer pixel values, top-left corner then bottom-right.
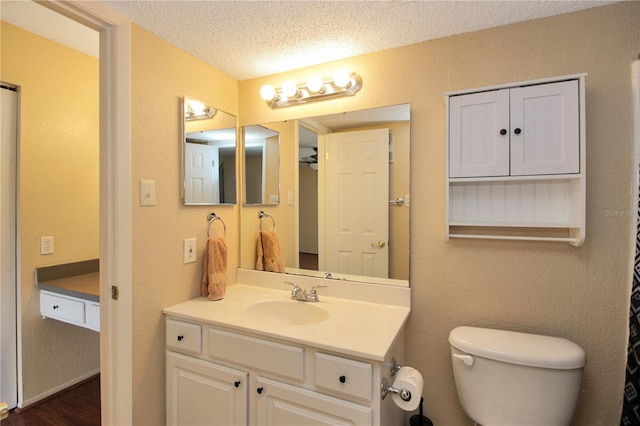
[[163, 282, 411, 361]]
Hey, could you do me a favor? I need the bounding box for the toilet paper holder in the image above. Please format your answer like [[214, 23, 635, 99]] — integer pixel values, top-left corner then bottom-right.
[[391, 357, 402, 376], [381, 377, 412, 402]]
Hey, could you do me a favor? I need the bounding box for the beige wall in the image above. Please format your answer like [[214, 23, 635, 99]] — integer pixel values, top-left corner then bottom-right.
[[0, 23, 100, 403], [237, 3, 640, 424], [130, 24, 239, 424]]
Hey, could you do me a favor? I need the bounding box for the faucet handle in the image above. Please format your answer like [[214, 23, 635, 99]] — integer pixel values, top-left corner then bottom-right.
[[284, 281, 301, 289], [284, 281, 302, 296], [309, 284, 327, 294]]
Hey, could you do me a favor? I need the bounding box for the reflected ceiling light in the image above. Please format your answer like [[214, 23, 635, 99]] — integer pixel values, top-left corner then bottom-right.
[[259, 70, 362, 109], [185, 98, 216, 121]]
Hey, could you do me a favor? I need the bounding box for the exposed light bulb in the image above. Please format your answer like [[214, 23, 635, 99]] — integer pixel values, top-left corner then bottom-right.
[[260, 84, 276, 101], [282, 80, 299, 98], [306, 75, 324, 93], [333, 69, 352, 88], [189, 99, 206, 114]]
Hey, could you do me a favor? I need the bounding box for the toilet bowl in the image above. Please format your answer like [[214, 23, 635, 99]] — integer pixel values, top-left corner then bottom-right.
[[449, 326, 585, 426]]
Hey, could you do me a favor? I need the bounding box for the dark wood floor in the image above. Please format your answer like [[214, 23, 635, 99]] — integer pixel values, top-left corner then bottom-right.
[[3, 375, 100, 426], [299, 252, 318, 270]]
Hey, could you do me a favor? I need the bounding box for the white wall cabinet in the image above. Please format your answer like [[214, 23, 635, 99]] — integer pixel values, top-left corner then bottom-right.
[[446, 74, 586, 245], [165, 317, 404, 426]]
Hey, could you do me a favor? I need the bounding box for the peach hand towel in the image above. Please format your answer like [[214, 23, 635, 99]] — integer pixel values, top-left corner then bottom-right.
[[256, 230, 285, 273], [201, 236, 228, 300]]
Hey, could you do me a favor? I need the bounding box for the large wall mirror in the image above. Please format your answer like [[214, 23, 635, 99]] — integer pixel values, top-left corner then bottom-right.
[[183, 96, 237, 205], [240, 104, 410, 287], [243, 124, 280, 205]]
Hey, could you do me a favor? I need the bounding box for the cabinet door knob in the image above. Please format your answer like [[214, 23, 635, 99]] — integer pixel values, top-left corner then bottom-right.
[[234, 381, 241, 388], [514, 128, 522, 135], [256, 387, 264, 394], [339, 375, 346, 383], [177, 335, 184, 341], [500, 128, 507, 135]]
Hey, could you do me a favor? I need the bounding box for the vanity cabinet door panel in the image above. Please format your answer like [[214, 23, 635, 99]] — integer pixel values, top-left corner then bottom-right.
[[166, 351, 248, 426], [449, 89, 510, 178], [256, 376, 372, 426], [510, 79, 579, 176]]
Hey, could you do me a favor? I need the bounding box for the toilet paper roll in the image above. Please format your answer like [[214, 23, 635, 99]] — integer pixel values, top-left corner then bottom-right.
[[391, 367, 424, 411]]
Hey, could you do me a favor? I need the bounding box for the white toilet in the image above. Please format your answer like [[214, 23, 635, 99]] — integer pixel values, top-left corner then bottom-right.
[[449, 326, 586, 426]]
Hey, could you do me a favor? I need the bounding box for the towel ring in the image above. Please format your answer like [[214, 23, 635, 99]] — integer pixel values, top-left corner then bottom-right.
[[207, 213, 227, 237], [258, 211, 276, 231]]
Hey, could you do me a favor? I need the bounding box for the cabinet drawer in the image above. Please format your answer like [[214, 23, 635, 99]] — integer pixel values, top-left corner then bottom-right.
[[86, 302, 100, 332], [208, 328, 304, 382], [166, 319, 202, 355], [40, 291, 85, 325], [315, 353, 372, 402]]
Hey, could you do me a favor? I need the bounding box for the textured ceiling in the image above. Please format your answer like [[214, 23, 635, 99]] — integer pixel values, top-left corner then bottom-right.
[[2, 0, 615, 81]]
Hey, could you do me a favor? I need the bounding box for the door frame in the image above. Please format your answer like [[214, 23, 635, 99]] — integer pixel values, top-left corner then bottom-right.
[[36, 1, 133, 424], [1, 85, 18, 411]]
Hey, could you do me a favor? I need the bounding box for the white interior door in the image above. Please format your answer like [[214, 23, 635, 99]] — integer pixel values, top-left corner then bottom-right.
[[324, 128, 389, 278], [185, 142, 218, 204], [1, 86, 18, 410]]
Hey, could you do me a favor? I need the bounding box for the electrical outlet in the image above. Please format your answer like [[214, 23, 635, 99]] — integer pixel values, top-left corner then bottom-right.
[[183, 238, 197, 264], [41, 236, 54, 255]]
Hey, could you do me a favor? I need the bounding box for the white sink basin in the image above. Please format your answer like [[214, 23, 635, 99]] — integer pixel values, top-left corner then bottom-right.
[[244, 299, 329, 325]]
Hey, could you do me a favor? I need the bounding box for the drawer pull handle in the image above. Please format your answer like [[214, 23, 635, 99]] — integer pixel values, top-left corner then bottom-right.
[[234, 381, 240, 388], [500, 128, 507, 135], [339, 375, 346, 383], [514, 128, 522, 135], [53, 305, 59, 309], [177, 335, 184, 341], [256, 387, 264, 394]]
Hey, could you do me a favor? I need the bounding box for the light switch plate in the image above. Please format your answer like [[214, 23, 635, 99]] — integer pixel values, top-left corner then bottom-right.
[[140, 179, 156, 206], [183, 238, 197, 263]]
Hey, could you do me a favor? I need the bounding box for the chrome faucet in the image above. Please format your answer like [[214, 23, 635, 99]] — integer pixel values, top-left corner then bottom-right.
[[285, 281, 326, 302]]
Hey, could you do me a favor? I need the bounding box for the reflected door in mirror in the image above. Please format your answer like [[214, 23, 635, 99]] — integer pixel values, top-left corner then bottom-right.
[[183, 96, 237, 205]]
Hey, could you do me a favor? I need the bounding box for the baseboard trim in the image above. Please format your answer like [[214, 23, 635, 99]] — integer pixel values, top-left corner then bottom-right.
[[18, 369, 100, 411]]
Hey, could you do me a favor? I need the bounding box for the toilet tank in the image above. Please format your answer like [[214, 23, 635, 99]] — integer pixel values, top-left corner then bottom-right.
[[449, 326, 586, 426]]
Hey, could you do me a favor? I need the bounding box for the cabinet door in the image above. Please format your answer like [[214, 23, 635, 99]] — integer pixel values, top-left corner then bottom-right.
[[166, 351, 248, 426], [510, 80, 579, 175], [449, 89, 510, 178], [255, 376, 372, 426]]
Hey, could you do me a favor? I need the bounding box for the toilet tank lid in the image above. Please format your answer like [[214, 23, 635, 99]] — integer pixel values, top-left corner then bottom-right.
[[449, 326, 586, 369]]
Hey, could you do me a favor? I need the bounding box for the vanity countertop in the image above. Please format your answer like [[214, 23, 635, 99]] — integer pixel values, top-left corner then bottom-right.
[[163, 283, 410, 361], [36, 259, 100, 302], [38, 272, 100, 302]]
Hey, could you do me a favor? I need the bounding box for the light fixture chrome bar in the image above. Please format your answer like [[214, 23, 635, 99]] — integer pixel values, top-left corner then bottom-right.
[[263, 72, 363, 109]]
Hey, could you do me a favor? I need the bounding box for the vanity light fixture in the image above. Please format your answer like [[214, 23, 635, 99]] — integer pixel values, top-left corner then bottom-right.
[[259, 69, 363, 108], [185, 98, 216, 121]]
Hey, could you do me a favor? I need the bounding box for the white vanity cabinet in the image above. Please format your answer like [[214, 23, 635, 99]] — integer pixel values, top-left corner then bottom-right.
[[446, 74, 586, 245], [165, 316, 404, 426]]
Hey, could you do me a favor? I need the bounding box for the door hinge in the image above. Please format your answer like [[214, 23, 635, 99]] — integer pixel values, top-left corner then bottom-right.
[[111, 285, 119, 300]]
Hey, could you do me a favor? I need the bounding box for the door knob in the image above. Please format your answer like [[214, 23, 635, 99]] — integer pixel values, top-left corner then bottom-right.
[[371, 240, 386, 248]]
